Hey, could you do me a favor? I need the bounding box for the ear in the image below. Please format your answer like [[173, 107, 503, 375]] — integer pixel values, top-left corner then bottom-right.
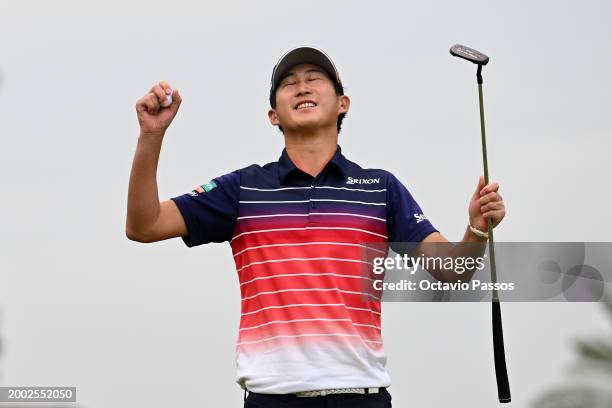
[[338, 95, 350, 114], [268, 108, 280, 126]]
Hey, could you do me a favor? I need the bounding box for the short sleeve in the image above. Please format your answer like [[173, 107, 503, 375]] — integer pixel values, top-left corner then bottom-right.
[[386, 172, 438, 244], [170, 170, 240, 247]]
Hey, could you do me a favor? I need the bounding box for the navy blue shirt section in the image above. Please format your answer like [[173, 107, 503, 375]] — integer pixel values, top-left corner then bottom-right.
[[386, 172, 437, 243], [171, 145, 438, 247], [171, 170, 240, 247]]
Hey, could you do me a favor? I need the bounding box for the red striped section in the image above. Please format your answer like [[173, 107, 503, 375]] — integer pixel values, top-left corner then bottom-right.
[[236, 257, 374, 285], [234, 242, 383, 272], [236, 244, 365, 267], [240, 271, 380, 301], [240, 267, 373, 289], [242, 284, 379, 309], [239, 302, 380, 327], [231, 228, 387, 254]]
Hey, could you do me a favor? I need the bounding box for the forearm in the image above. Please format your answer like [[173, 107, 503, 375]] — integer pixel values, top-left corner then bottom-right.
[[126, 132, 164, 238], [420, 226, 488, 283], [445, 225, 488, 282]]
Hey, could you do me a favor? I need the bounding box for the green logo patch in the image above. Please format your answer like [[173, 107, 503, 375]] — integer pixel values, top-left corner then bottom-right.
[[201, 180, 218, 192]]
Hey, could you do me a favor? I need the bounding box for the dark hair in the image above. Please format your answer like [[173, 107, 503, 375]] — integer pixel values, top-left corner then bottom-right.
[[269, 78, 347, 134]]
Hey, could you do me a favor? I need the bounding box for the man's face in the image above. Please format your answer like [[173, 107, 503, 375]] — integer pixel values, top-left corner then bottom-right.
[[268, 63, 350, 133]]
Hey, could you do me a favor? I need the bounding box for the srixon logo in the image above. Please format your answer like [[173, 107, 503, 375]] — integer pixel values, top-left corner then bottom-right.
[[346, 176, 380, 185]]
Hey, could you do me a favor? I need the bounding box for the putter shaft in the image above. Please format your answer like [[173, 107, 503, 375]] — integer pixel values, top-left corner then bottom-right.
[[476, 67, 511, 403]]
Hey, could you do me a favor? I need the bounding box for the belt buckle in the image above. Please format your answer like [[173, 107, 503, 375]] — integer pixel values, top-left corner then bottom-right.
[[295, 390, 320, 397], [294, 389, 333, 397]]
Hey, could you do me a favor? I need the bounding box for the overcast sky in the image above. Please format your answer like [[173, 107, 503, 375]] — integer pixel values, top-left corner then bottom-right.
[[1, 0, 611, 407]]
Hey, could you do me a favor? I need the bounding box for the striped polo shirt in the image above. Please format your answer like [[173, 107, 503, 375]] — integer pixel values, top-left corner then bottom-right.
[[171, 144, 438, 394]]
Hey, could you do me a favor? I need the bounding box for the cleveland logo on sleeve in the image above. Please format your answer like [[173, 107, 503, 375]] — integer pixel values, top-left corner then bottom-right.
[[190, 180, 218, 196]]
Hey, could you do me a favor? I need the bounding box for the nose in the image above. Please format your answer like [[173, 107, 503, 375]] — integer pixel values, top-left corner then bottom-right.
[[295, 78, 311, 97]]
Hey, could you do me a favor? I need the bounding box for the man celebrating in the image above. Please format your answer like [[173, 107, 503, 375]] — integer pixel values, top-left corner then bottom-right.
[[126, 46, 506, 407]]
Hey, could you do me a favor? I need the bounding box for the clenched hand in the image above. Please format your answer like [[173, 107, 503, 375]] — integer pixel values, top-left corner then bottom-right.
[[135, 80, 182, 136], [468, 175, 506, 231]]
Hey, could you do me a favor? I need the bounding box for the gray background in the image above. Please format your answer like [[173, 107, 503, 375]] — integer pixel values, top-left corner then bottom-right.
[[1, 0, 611, 407]]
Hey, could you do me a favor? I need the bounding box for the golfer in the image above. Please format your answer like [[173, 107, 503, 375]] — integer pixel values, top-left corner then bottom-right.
[[126, 46, 506, 407]]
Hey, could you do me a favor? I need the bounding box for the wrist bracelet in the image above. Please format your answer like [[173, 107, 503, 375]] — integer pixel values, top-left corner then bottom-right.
[[469, 223, 489, 239]]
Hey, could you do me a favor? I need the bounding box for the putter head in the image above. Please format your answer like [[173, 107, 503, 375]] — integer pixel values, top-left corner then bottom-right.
[[450, 44, 489, 65]]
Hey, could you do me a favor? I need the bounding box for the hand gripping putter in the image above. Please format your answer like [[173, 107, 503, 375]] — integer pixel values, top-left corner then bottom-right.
[[449, 44, 511, 404]]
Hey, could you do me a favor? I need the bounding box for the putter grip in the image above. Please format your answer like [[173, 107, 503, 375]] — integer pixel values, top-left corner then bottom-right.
[[493, 300, 511, 403]]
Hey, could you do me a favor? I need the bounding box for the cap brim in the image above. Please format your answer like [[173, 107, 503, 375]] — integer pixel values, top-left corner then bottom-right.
[[271, 47, 340, 91]]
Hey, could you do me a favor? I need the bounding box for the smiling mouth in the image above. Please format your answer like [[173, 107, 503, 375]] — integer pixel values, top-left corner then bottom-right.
[[295, 101, 317, 110]]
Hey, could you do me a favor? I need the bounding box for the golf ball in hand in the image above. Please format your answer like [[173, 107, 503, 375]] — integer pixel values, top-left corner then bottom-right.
[[161, 89, 173, 107]]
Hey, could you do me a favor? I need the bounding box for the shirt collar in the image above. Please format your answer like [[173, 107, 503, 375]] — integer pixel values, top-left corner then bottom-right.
[[278, 144, 349, 184]]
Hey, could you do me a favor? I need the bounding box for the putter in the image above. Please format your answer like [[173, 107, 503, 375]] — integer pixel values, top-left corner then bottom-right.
[[450, 44, 511, 404]]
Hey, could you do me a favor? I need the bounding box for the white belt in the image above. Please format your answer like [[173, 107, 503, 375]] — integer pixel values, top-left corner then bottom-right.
[[294, 387, 381, 397]]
